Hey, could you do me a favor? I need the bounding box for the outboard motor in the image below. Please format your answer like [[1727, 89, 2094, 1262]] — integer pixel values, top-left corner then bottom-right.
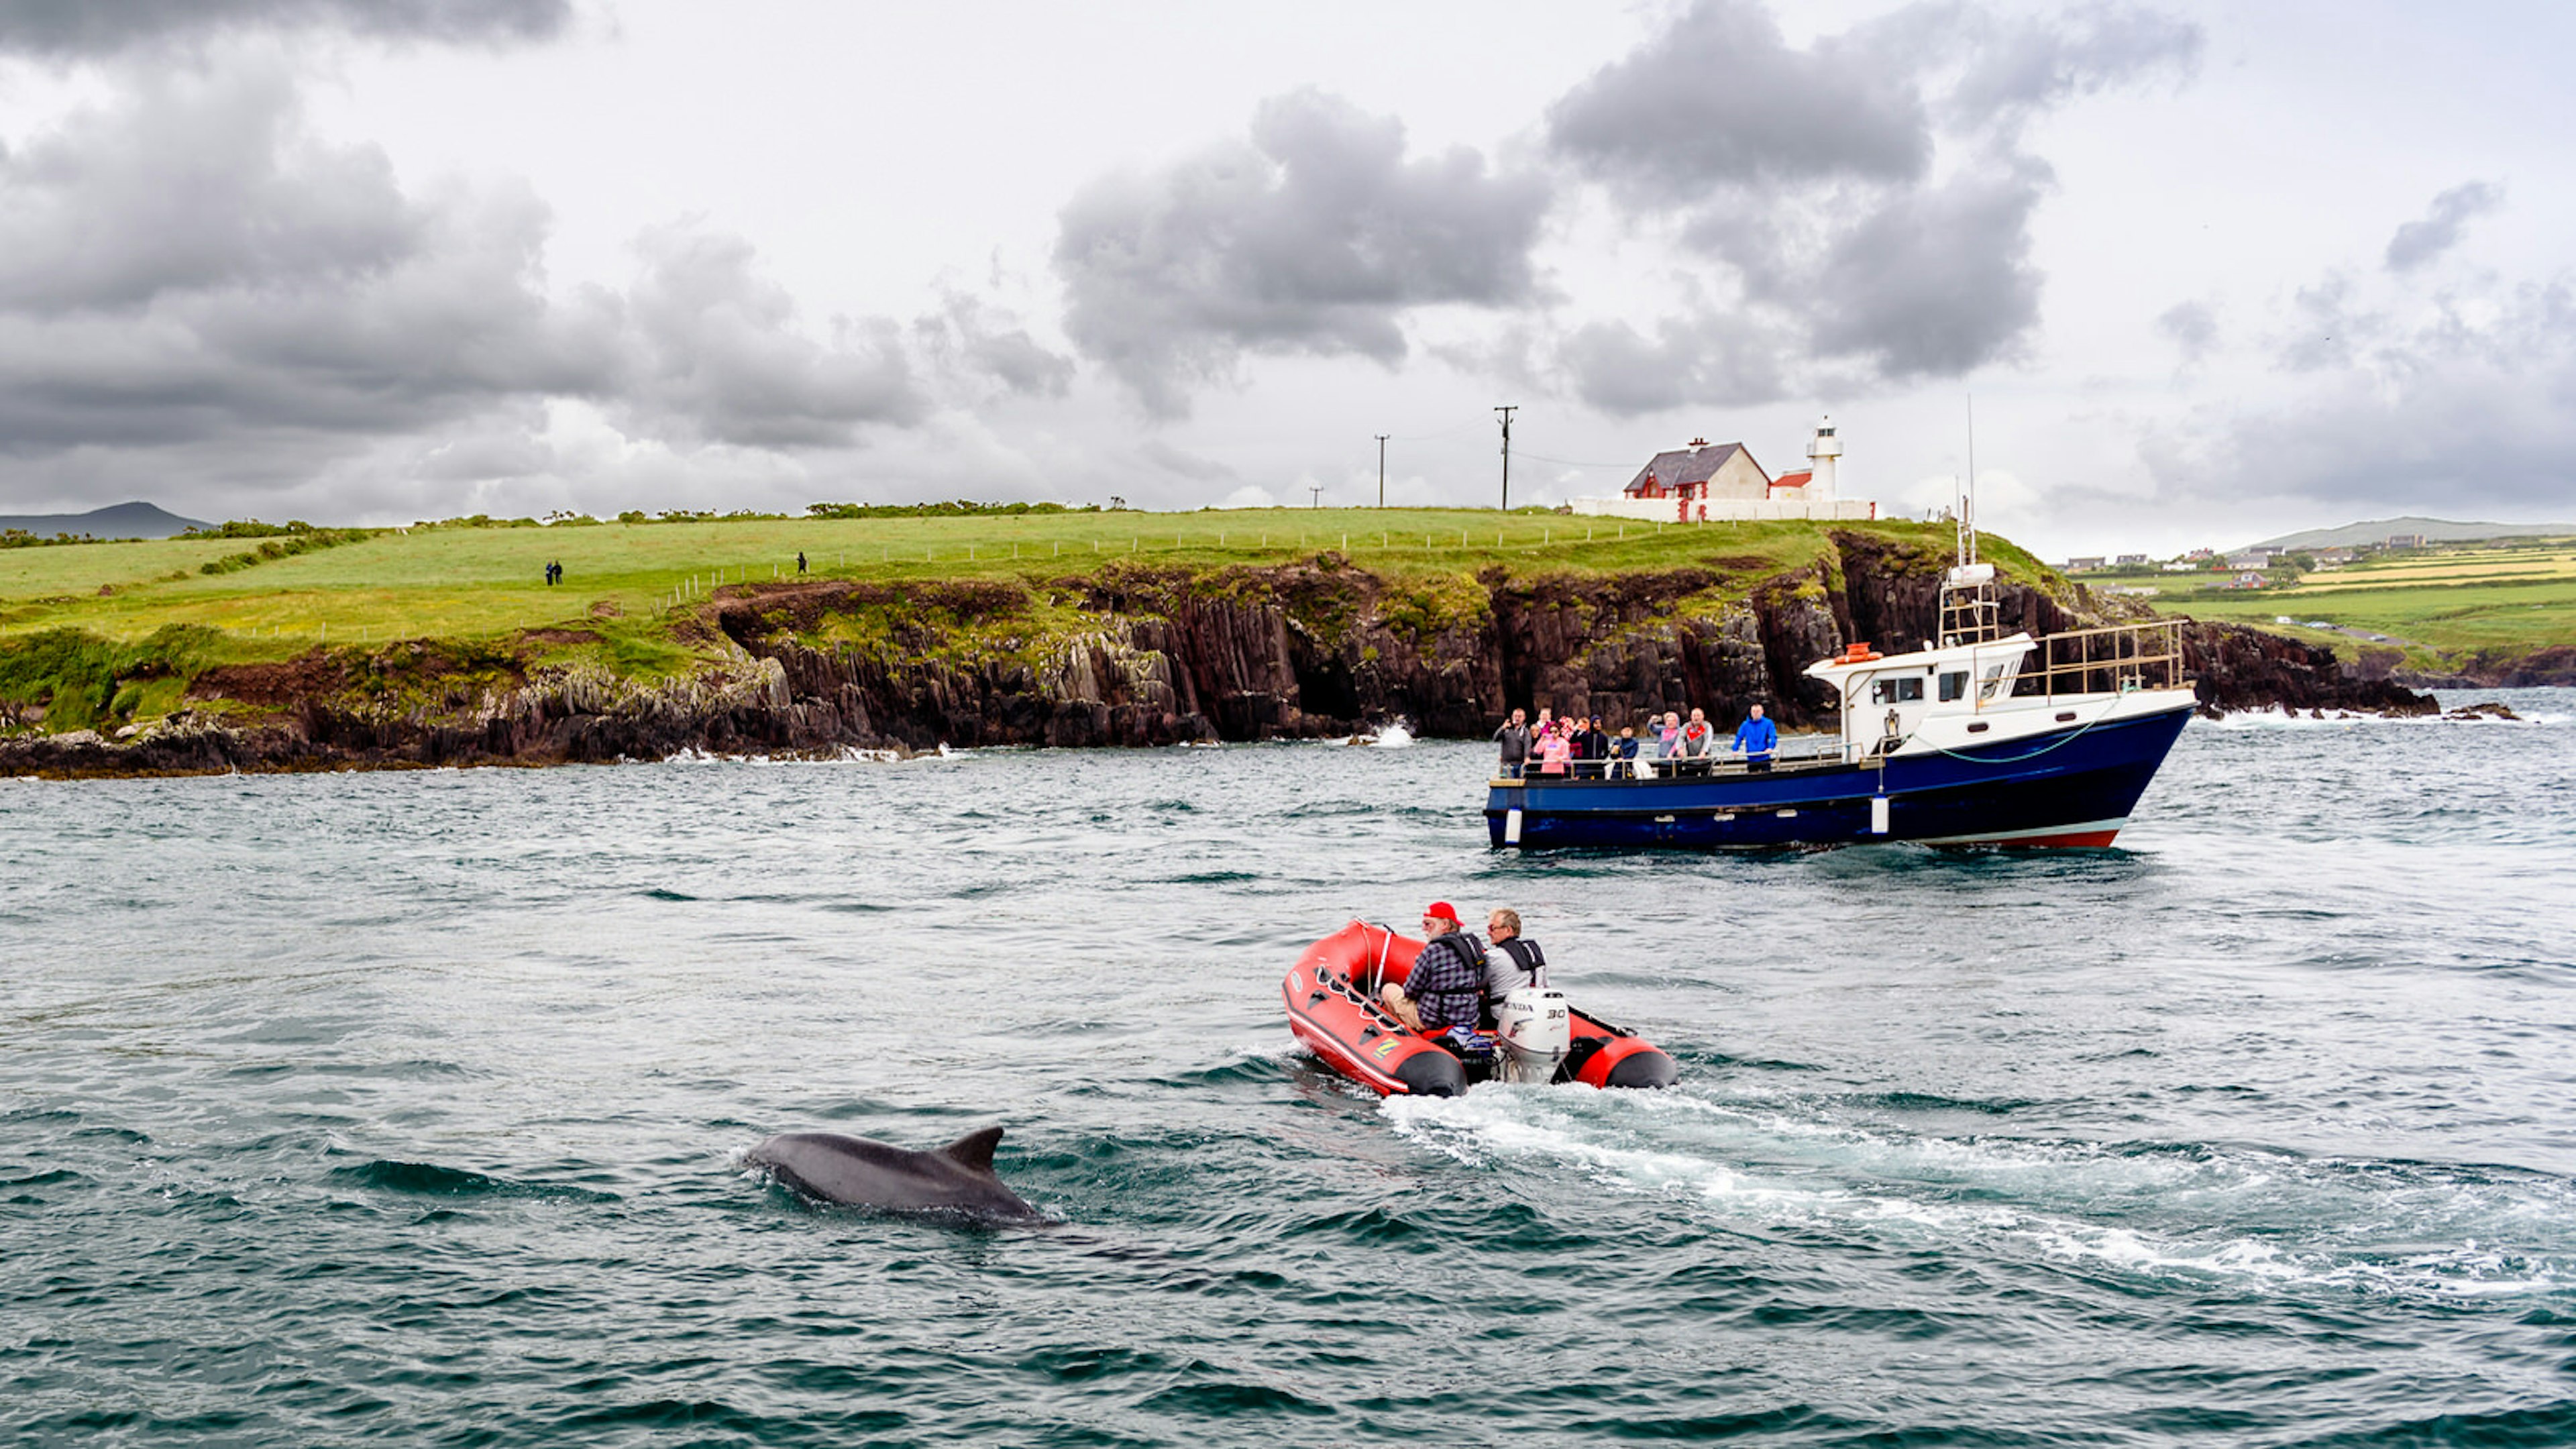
[[1494, 986, 1572, 1084]]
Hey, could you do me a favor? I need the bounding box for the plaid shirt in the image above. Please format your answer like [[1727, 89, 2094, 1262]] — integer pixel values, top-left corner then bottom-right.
[[1405, 932, 1487, 1032]]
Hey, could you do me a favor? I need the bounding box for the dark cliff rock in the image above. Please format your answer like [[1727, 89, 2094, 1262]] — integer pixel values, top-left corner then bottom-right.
[[0, 533, 2438, 777], [2177, 621, 2438, 717]]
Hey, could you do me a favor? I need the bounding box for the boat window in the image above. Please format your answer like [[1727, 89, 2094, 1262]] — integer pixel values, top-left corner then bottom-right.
[[1939, 671, 1968, 702], [1868, 676, 1924, 704], [1978, 661, 2008, 701]]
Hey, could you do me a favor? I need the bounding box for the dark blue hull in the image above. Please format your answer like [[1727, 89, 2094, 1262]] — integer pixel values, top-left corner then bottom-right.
[[1487, 703, 2193, 849]]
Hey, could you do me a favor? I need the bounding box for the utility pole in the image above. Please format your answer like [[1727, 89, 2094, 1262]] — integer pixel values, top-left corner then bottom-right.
[[1494, 405, 1517, 511], [1375, 434, 1388, 508], [1309, 484, 1323, 509]]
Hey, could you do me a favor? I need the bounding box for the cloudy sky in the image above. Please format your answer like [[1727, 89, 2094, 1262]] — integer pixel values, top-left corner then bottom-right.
[[0, 0, 2567, 556]]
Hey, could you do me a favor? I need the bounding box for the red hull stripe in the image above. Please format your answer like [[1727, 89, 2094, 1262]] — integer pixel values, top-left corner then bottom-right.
[[1913, 816, 2126, 848]]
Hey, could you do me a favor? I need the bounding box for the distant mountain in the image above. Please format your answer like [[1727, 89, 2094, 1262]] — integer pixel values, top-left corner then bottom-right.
[[0, 500, 211, 539], [2242, 516, 2576, 552]]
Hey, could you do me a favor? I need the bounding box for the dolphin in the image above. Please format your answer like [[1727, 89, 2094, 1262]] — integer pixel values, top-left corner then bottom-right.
[[746, 1127, 1046, 1224]]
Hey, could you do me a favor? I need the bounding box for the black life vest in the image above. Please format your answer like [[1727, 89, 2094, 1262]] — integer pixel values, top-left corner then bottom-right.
[[1410, 932, 1488, 1026], [1493, 936, 1546, 988]]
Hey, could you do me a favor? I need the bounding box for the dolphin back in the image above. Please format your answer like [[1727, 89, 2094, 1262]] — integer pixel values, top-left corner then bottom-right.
[[749, 1128, 1042, 1224]]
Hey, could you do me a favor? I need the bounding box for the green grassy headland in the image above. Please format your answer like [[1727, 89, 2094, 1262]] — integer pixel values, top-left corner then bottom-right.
[[0, 510, 2049, 736]]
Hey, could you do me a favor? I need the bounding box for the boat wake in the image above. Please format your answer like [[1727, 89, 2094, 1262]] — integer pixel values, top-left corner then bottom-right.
[[1382, 1085, 2576, 1302]]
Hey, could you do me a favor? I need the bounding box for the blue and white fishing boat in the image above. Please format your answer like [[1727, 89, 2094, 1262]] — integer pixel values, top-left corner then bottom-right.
[[1487, 521, 2196, 851]]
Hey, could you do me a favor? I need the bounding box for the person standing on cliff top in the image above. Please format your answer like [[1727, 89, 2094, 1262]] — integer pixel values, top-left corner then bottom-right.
[[1733, 703, 1779, 773], [797, 551, 808, 574], [1493, 708, 1531, 778]]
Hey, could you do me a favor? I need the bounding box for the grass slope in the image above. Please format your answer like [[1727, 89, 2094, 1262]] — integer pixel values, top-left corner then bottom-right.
[[0, 511, 2046, 734]]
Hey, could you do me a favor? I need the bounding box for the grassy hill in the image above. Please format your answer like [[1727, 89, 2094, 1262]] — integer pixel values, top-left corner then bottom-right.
[[0, 509, 2056, 737]]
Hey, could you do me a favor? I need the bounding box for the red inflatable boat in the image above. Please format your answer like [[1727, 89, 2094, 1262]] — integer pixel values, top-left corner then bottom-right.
[[1283, 920, 1680, 1097]]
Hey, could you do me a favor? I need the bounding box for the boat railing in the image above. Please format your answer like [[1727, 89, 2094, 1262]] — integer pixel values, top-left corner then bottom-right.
[[2018, 619, 2188, 700], [1505, 734, 1844, 781]]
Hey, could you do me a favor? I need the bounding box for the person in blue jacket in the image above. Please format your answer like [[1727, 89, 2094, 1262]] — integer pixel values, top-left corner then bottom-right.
[[1733, 702, 1779, 772]]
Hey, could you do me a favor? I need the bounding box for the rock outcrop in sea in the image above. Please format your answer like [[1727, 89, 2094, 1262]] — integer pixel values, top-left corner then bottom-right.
[[0, 531, 2434, 776]]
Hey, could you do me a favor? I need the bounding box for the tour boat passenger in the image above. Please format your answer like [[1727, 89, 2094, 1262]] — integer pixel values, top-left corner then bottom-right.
[[1609, 726, 1640, 778], [1536, 722, 1572, 775], [1733, 704, 1778, 773], [1493, 708, 1531, 779]]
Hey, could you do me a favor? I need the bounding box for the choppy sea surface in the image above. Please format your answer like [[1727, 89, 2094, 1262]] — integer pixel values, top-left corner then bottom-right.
[[5, 688, 2575, 1447]]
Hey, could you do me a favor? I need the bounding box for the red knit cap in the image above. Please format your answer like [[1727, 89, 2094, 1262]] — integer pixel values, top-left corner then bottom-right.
[[1424, 902, 1460, 923]]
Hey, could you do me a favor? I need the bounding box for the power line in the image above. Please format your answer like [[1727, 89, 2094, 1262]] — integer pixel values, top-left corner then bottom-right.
[[1516, 451, 1638, 470]]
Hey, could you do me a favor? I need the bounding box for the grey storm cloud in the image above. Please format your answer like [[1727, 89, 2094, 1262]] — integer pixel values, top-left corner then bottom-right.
[[1548, 1, 1929, 192], [1808, 164, 2048, 377], [2149, 280, 2576, 512], [1546, 0, 2198, 411], [2157, 300, 2217, 360], [0, 0, 570, 55], [913, 293, 1075, 400], [2385, 181, 2503, 274], [0, 63, 926, 507], [1560, 315, 1788, 416], [619, 226, 924, 449], [1053, 89, 1551, 417]]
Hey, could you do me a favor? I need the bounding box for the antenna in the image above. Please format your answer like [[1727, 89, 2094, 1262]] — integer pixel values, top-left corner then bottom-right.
[[1961, 394, 1979, 568]]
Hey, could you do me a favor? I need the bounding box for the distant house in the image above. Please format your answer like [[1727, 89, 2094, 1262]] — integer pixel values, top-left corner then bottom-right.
[[2182, 547, 2215, 561], [2114, 553, 2149, 567], [2218, 571, 2270, 589], [2065, 555, 2106, 572], [2385, 533, 2428, 548], [2312, 547, 2357, 566], [1573, 419, 1876, 523], [1622, 439, 1772, 504], [2227, 549, 2276, 570]]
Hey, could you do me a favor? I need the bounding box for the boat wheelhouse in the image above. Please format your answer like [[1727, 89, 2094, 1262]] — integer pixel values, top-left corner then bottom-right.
[[1486, 562, 2197, 850]]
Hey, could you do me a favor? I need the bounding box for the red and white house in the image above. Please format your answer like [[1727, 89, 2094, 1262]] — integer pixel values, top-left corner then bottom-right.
[[1573, 419, 1875, 522]]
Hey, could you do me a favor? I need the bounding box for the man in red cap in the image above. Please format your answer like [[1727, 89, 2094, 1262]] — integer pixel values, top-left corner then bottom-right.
[[1381, 902, 1491, 1055]]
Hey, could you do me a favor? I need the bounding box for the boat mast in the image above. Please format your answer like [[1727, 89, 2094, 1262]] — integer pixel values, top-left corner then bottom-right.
[[1939, 394, 1997, 646], [1960, 393, 1978, 570]]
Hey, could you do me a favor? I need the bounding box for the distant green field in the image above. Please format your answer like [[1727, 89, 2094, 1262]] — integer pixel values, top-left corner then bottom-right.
[[2173, 580, 2576, 647], [2161, 549, 2576, 662], [0, 511, 2018, 658]]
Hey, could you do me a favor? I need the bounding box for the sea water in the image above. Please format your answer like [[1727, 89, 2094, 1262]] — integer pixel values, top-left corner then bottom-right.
[[3, 690, 2573, 1446]]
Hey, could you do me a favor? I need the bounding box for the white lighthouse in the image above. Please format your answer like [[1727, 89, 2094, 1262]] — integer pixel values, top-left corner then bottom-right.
[[1805, 417, 1842, 504]]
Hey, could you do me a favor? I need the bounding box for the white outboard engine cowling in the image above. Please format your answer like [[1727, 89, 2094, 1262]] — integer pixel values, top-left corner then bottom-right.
[[1494, 986, 1572, 1084]]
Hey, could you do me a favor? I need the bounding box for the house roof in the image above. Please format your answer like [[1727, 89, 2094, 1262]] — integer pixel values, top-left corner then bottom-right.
[[1771, 470, 1813, 489], [1625, 441, 1762, 494]]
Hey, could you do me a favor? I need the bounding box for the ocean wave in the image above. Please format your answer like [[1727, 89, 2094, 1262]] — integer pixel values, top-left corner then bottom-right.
[[325, 1159, 621, 1202]]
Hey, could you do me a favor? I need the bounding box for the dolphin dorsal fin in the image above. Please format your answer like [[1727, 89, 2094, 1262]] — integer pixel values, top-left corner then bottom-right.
[[938, 1126, 1004, 1174]]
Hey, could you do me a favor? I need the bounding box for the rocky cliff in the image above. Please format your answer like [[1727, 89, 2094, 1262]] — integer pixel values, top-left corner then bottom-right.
[[0, 531, 2434, 777]]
